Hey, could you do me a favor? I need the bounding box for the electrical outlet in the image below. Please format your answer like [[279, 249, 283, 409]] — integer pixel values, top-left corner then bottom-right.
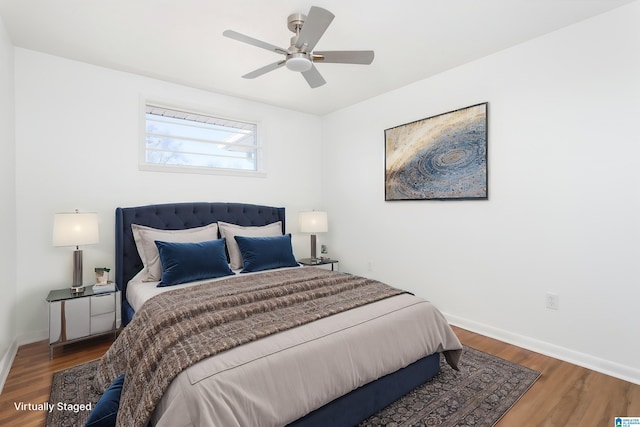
[[546, 293, 559, 310]]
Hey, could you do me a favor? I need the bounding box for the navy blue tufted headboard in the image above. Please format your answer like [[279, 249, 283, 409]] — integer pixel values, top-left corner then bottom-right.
[[115, 202, 286, 325]]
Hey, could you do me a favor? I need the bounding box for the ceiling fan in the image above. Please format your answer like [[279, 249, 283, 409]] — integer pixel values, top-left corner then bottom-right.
[[223, 6, 374, 88]]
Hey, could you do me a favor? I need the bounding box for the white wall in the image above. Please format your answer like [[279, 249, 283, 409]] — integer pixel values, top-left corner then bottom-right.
[[0, 15, 17, 390], [322, 2, 640, 383], [13, 49, 323, 340]]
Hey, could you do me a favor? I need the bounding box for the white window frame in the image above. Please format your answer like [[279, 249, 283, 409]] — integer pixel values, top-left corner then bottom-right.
[[139, 100, 265, 177]]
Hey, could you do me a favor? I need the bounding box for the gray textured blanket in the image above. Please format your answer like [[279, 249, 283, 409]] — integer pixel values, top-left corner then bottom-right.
[[94, 267, 407, 427]]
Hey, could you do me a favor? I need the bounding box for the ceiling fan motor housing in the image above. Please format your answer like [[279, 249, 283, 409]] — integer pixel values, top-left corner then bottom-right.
[[286, 13, 311, 72]]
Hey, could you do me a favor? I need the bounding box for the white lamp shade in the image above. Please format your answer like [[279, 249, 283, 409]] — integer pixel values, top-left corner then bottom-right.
[[52, 212, 99, 247], [299, 211, 328, 233]]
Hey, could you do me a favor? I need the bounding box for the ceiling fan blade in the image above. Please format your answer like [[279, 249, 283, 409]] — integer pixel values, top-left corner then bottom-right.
[[295, 6, 334, 52], [242, 60, 286, 79], [223, 30, 288, 55], [313, 50, 375, 65], [301, 64, 326, 88]]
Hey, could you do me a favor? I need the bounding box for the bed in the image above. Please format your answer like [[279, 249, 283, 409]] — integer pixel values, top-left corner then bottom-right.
[[96, 202, 462, 427]]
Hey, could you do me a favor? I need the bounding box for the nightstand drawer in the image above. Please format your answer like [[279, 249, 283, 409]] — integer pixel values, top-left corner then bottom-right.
[[91, 312, 116, 334], [91, 294, 115, 315]]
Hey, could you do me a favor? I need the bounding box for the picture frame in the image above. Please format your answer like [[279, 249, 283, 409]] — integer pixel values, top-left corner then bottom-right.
[[385, 102, 488, 201]]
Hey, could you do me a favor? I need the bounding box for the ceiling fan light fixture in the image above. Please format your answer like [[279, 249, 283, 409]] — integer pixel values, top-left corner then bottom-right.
[[286, 53, 312, 72]]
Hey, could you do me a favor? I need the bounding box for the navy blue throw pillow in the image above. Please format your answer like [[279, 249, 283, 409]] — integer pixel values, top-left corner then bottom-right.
[[235, 234, 300, 273], [155, 238, 234, 287], [85, 374, 124, 427]]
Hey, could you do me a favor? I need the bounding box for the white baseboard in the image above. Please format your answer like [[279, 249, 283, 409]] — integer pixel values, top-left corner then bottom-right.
[[445, 313, 640, 386], [0, 338, 18, 394]]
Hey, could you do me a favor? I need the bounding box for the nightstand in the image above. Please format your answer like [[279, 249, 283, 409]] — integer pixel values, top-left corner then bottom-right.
[[46, 285, 120, 358], [298, 258, 339, 271]]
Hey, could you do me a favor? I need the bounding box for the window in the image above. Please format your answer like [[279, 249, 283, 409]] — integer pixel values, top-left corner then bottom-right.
[[141, 104, 262, 175]]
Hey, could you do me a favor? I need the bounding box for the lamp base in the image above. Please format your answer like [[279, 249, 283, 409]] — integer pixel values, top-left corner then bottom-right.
[[71, 248, 84, 293], [309, 234, 318, 261]]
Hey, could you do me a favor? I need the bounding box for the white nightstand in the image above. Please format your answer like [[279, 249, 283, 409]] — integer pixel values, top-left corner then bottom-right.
[[46, 285, 120, 358]]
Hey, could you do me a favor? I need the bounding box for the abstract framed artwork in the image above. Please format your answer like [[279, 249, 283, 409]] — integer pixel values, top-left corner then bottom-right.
[[385, 103, 488, 201]]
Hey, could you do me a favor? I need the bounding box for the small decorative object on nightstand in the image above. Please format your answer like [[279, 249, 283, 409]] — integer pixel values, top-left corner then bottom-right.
[[46, 284, 120, 358], [95, 267, 110, 285], [298, 257, 339, 271]]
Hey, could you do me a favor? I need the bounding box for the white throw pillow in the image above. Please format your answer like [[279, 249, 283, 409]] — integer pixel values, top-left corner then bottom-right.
[[218, 221, 283, 269], [131, 222, 219, 282]]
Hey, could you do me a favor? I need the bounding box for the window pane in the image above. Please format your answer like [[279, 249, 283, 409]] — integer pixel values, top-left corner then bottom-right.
[[143, 105, 259, 174]]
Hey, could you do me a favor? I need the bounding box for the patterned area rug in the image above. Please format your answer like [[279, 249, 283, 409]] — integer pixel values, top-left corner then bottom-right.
[[47, 346, 539, 427], [360, 346, 540, 426]]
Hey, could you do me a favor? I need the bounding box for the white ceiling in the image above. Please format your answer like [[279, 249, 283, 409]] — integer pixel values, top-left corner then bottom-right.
[[0, 0, 635, 115]]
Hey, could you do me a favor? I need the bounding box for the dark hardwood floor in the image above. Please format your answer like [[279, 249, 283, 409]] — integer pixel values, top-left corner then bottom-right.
[[0, 327, 638, 426]]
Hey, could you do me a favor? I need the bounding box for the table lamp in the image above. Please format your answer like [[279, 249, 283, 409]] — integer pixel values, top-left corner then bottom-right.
[[299, 211, 328, 261], [53, 210, 99, 293]]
